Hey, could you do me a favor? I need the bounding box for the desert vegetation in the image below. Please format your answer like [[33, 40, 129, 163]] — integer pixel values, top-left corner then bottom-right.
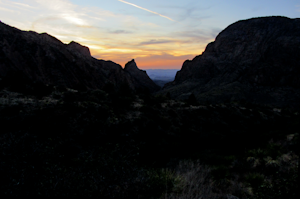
[[0, 84, 298, 198]]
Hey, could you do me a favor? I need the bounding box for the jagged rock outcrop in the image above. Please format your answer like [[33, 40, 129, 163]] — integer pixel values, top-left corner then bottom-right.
[[0, 21, 157, 93], [66, 41, 91, 58], [124, 59, 160, 92], [161, 16, 300, 109]]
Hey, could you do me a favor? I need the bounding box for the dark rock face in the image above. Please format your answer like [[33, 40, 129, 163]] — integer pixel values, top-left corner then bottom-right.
[[161, 16, 300, 109], [124, 59, 160, 92], [0, 22, 156, 92]]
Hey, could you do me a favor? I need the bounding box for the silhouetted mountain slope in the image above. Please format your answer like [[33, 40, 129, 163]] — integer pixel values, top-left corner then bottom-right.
[[124, 59, 160, 92], [0, 22, 157, 93], [160, 16, 300, 109]]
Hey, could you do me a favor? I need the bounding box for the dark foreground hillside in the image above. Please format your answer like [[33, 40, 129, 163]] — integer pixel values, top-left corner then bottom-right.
[[0, 84, 298, 198]]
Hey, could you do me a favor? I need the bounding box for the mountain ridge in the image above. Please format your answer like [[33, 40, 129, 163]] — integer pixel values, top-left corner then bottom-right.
[[0, 21, 159, 93]]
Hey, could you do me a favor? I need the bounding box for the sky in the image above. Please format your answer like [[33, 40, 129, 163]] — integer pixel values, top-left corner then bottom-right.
[[0, 0, 299, 69]]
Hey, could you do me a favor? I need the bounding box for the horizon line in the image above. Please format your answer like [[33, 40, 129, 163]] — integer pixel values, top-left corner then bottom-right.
[[144, 68, 180, 70]]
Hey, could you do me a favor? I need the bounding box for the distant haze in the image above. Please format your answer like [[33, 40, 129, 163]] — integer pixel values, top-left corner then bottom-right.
[[145, 69, 178, 87]]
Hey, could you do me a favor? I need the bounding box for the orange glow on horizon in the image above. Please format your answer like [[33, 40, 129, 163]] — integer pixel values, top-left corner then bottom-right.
[[89, 48, 199, 70], [133, 59, 185, 69]]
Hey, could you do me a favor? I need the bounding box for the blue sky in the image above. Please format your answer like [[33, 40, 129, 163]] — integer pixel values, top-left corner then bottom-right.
[[0, 0, 299, 69]]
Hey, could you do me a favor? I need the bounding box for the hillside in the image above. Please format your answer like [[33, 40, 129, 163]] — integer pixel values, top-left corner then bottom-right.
[[0, 86, 298, 198]]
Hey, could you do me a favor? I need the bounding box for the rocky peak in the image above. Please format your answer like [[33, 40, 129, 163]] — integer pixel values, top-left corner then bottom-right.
[[124, 59, 139, 71], [39, 33, 64, 47], [124, 59, 160, 92], [67, 41, 91, 58]]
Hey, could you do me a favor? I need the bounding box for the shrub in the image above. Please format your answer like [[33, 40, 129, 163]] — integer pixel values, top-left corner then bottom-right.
[[162, 159, 217, 199], [244, 172, 265, 190], [186, 93, 198, 106]]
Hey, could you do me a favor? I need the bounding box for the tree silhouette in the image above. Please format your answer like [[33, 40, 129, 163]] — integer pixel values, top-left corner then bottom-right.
[[186, 93, 198, 105]]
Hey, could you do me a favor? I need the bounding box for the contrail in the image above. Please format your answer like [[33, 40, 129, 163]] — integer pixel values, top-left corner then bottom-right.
[[118, 0, 175, 22]]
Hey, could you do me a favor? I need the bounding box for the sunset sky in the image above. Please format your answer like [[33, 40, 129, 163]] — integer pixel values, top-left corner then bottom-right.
[[0, 0, 299, 69]]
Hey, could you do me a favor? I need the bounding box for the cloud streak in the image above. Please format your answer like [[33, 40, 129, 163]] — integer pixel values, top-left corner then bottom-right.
[[140, 39, 174, 45], [0, 0, 233, 69], [0, 7, 17, 13], [12, 2, 37, 9], [110, 30, 133, 34], [118, 0, 175, 22]]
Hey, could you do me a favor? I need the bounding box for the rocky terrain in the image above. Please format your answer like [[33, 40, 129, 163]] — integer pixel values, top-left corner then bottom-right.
[[160, 16, 300, 109], [0, 21, 159, 93]]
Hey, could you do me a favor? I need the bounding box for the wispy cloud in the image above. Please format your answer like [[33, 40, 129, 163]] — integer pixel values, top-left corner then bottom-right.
[[110, 30, 133, 34], [0, 0, 215, 69], [26, 0, 109, 34], [140, 39, 174, 45], [173, 28, 221, 43], [12, 2, 37, 9], [118, 0, 175, 22], [0, 6, 18, 13], [35, 0, 75, 11], [0, 0, 34, 12]]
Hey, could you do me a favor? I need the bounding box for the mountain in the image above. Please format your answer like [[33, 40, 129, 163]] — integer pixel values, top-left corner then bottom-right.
[[0, 21, 159, 93], [160, 16, 300, 109]]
